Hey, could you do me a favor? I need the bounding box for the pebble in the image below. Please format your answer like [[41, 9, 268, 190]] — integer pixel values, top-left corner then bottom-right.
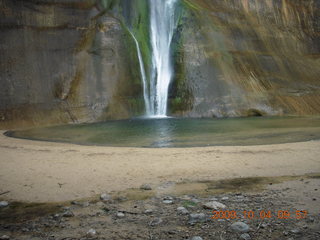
[[177, 206, 189, 215], [163, 200, 174, 204], [190, 237, 203, 240], [164, 196, 173, 200], [116, 212, 125, 218], [221, 196, 229, 201], [96, 201, 105, 207], [140, 184, 152, 190], [290, 228, 301, 234], [100, 193, 111, 201], [0, 201, 9, 208], [189, 213, 206, 224], [203, 201, 226, 210], [0, 235, 10, 240], [86, 229, 97, 237], [144, 209, 153, 214], [62, 210, 74, 218], [230, 222, 250, 233], [240, 233, 251, 240], [149, 218, 163, 226]]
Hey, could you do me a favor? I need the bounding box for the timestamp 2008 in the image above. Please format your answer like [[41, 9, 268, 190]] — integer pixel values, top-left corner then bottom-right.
[[211, 210, 308, 220]]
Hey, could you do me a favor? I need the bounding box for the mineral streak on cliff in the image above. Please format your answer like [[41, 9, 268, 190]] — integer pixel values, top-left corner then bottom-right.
[[0, 0, 319, 128], [172, 0, 320, 117]]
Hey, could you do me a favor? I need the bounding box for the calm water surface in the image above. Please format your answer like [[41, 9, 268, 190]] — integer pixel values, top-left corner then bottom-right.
[[6, 117, 320, 148]]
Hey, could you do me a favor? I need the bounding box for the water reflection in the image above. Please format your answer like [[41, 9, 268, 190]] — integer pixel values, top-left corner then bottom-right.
[[7, 117, 320, 148]]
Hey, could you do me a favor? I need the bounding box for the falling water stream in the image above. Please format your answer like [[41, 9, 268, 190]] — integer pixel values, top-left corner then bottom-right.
[[128, 30, 151, 114], [129, 0, 178, 117], [149, 0, 178, 117]]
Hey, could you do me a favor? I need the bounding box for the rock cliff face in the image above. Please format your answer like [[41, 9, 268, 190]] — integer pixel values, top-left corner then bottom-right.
[[0, 0, 319, 128], [170, 0, 320, 117], [0, 0, 148, 128]]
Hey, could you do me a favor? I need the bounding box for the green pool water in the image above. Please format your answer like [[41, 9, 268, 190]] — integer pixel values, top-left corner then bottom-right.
[[6, 117, 320, 148]]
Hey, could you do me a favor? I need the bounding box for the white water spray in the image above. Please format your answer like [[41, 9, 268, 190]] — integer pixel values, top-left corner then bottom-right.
[[149, 0, 178, 117]]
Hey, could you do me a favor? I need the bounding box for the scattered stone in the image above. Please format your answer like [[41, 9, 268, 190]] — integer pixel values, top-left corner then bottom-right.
[[164, 196, 173, 200], [86, 229, 97, 238], [191, 198, 201, 203], [144, 209, 153, 214], [290, 228, 301, 234], [96, 201, 105, 207], [140, 184, 152, 190], [0, 201, 9, 208], [116, 212, 125, 218], [82, 201, 90, 207], [100, 193, 111, 201], [149, 218, 163, 226], [230, 222, 250, 233], [240, 233, 251, 240], [203, 201, 226, 210], [190, 237, 203, 240], [221, 196, 229, 201], [177, 206, 189, 215], [0, 235, 10, 240], [189, 213, 206, 224], [62, 210, 74, 218], [163, 200, 174, 204]]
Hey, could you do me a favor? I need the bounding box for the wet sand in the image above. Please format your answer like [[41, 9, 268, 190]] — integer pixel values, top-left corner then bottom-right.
[[0, 131, 320, 203]]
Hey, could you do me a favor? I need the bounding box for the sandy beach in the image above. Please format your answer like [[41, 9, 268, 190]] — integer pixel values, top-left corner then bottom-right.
[[0, 131, 320, 203]]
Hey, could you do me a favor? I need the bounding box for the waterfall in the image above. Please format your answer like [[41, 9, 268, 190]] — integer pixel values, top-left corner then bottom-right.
[[149, 0, 178, 117], [128, 30, 151, 115]]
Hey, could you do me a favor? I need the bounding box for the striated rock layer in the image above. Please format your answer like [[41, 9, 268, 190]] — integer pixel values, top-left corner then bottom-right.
[[0, 0, 148, 128], [171, 0, 320, 117], [0, 0, 320, 128]]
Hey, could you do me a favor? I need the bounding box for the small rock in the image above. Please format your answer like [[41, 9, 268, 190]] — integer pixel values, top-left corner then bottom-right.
[[100, 193, 111, 201], [240, 233, 251, 240], [189, 213, 206, 224], [290, 228, 301, 234], [203, 201, 226, 210], [177, 206, 189, 215], [163, 200, 174, 204], [116, 212, 125, 218], [144, 209, 153, 214], [0, 235, 10, 240], [149, 218, 163, 226], [164, 196, 173, 200], [140, 184, 152, 190], [62, 210, 74, 218], [0, 201, 9, 208], [191, 198, 201, 203], [96, 201, 105, 207], [82, 202, 90, 207], [230, 222, 250, 233], [190, 237, 203, 240], [86, 229, 97, 237], [221, 196, 229, 201]]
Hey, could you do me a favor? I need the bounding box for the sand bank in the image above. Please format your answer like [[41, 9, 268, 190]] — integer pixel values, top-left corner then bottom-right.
[[0, 131, 319, 202]]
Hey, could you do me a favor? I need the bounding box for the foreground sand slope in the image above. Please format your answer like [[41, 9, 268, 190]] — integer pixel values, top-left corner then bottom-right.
[[0, 131, 320, 202]]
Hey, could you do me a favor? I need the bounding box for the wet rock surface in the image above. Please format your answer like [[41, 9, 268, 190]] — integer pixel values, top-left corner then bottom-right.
[[0, 180, 319, 240]]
